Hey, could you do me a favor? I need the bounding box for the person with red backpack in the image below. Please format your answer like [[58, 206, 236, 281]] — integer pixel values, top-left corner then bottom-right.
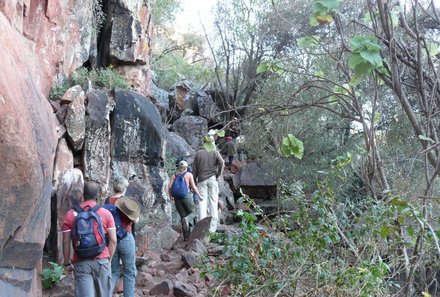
[[61, 181, 117, 297], [169, 160, 202, 241]]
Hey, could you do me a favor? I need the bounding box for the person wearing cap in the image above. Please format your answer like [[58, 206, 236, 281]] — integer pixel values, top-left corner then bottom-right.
[[221, 136, 237, 169], [169, 160, 203, 241], [107, 188, 140, 297], [192, 134, 225, 233]]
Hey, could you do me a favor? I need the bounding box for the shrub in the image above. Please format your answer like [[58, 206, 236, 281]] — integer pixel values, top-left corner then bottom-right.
[[201, 199, 285, 296], [71, 67, 89, 86], [49, 66, 130, 100], [49, 82, 70, 101], [41, 262, 65, 289], [201, 155, 439, 296], [88, 67, 129, 89]]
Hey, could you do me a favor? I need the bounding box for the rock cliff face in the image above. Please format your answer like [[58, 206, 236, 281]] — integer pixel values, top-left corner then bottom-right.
[[0, 1, 152, 296]]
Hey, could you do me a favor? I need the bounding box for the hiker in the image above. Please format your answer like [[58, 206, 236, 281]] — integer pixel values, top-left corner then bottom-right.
[[61, 181, 117, 297], [169, 160, 202, 241], [221, 136, 236, 169], [107, 176, 129, 204], [192, 134, 225, 233], [108, 196, 141, 297]]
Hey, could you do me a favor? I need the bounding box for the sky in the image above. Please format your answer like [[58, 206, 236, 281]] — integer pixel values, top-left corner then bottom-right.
[[174, 0, 216, 34]]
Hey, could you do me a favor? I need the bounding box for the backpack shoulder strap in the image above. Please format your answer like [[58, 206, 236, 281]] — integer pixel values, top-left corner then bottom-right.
[[90, 204, 101, 212], [73, 205, 84, 213]]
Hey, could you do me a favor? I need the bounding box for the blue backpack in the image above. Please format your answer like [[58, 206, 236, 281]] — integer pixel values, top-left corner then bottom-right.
[[171, 171, 188, 199], [71, 205, 106, 258], [102, 203, 128, 242]]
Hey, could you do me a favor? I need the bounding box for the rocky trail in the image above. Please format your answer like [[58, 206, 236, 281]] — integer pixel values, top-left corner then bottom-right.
[[43, 219, 241, 297]]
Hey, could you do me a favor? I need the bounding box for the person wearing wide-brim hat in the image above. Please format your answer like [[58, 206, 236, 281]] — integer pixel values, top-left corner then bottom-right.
[[111, 196, 141, 297], [115, 197, 141, 222]]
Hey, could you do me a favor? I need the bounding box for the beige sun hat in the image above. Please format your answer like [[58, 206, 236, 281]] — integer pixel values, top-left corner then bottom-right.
[[115, 197, 141, 221]]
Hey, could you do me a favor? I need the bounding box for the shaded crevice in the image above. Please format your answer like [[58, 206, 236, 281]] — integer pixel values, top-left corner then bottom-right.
[[96, 0, 114, 68], [43, 192, 57, 261]]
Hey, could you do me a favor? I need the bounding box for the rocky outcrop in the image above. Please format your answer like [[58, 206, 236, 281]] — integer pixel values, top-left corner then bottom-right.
[[232, 161, 277, 199], [0, 0, 153, 295], [64, 86, 86, 152], [83, 89, 113, 193], [111, 88, 166, 207], [0, 10, 57, 297], [172, 116, 208, 151]]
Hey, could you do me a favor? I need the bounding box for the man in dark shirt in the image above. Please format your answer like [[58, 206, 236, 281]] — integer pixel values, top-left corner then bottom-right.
[[192, 135, 225, 233]]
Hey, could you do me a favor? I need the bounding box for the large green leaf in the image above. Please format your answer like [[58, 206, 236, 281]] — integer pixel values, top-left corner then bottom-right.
[[360, 50, 383, 67], [354, 61, 374, 77], [256, 62, 270, 74], [297, 36, 320, 48], [427, 43, 439, 56], [319, 0, 342, 10], [280, 134, 304, 159], [348, 53, 364, 69], [309, 15, 320, 26]]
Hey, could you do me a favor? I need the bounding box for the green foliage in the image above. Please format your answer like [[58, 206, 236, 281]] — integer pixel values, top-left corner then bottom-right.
[[152, 50, 213, 90], [310, 0, 341, 26], [297, 35, 320, 48], [49, 67, 129, 100], [279, 134, 304, 159], [201, 204, 284, 295], [150, 0, 182, 29], [93, 0, 106, 34], [49, 82, 70, 101], [201, 157, 440, 296], [256, 59, 285, 75], [88, 67, 129, 89], [71, 67, 89, 86], [41, 262, 65, 290], [164, 155, 178, 177], [348, 35, 385, 85]]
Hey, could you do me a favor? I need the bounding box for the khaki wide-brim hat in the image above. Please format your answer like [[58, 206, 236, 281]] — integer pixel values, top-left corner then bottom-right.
[[115, 197, 141, 221]]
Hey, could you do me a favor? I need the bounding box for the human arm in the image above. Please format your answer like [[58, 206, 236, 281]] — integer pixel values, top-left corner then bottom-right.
[[188, 174, 203, 201], [168, 175, 175, 201], [192, 154, 199, 182], [61, 212, 74, 272], [107, 228, 117, 260], [215, 151, 225, 178], [62, 231, 74, 272]]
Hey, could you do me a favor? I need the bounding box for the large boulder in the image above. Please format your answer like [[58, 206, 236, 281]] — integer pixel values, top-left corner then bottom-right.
[[83, 89, 113, 193], [111, 88, 167, 209], [0, 12, 57, 296], [150, 82, 169, 122], [108, 0, 151, 64], [53, 138, 74, 191], [164, 131, 195, 162], [197, 93, 222, 123], [64, 86, 86, 152], [232, 161, 277, 200], [55, 169, 84, 263], [22, 0, 99, 95], [172, 116, 207, 151]]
